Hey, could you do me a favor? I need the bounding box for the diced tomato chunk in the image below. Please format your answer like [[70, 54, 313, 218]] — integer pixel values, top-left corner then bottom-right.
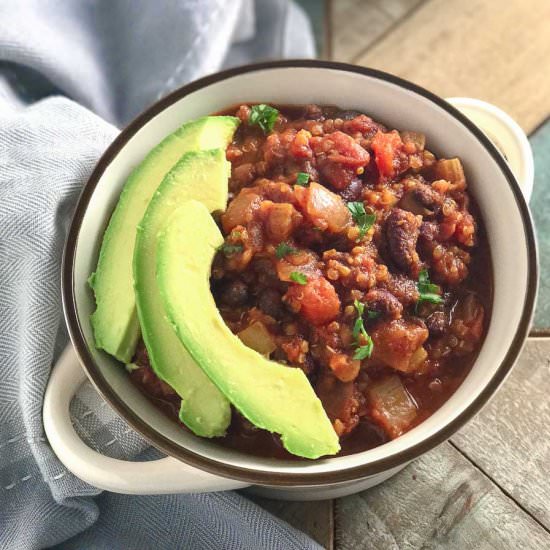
[[370, 319, 428, 372], [284, 277, 340, 325], [342, 114, 384, 137], [290, 129, 313, 159], [371, 130, 404, 180], [309, 131, 370, 190], [311, 131, 370, 167], [317, 162, 356, 190]]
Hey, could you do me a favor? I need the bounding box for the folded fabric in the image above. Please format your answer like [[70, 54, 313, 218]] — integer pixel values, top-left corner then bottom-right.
[[0, 1, 318, 548]]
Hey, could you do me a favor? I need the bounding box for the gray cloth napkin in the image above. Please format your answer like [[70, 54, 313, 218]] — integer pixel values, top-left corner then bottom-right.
[[0, 1, 320, 548]]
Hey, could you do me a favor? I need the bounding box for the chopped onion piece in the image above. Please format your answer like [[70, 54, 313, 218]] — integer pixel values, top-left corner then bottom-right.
[[368, 375, 418, 439], [237, 321, 277, 356], [221, 190, 262, 233], [433, 158, 465, 186], [401, 131, 426, 151], [295, 182, 351, 233], [408, 346, 428, 372], [276, 250, 321, 282]]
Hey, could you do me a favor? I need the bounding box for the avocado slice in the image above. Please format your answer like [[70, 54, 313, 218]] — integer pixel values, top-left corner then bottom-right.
[[134, 149, 232, 437], [156, 200, 341, 459], [90, 116, 239, 363]]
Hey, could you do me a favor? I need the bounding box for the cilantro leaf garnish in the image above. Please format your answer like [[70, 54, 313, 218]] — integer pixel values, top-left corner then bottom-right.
[[275, 242, 298, 259], [217, 243, 243, 257], [248, 104, 279, 134], [347, 201, 376, 240], [352, 299, 374, 360], [289, 271, 308, 285], [295, 172, 310, 187], [416, 268, 443, 312], [353, 343, 374, 361]]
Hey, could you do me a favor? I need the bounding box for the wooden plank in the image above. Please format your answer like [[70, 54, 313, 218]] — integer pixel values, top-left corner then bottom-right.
[[331, 0, 424, 63], [451, 338, 550, 526], [250, 495, 333, 549], [334, 441, 550, 549], [354, 0, 550, 133]]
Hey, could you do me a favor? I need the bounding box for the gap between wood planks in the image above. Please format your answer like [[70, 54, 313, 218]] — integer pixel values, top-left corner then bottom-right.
[[448, 441, 550, 537]]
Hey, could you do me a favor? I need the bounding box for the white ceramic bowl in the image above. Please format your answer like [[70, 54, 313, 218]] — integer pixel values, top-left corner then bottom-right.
[[44, 61, 538, 500]]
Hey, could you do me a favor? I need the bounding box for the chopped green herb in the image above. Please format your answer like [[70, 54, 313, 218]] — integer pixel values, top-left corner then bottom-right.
[[217, 243, 243, 257], [354, 342, 374, 361], [352, 300, 365, 339], [418, 292, 444, 304], [416, 268, 443, 312], [248, 104, 279, 134], [275, 242, 298, 259], [367, 310, 380, 320], [352, 299, 374, 360], [289, 271, 308, 285], [295, 172, 310, 187], [347, 201, 376, 240]]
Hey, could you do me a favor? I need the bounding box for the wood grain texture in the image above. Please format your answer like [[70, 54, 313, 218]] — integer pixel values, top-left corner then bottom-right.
[[350, 0, 550, 133], [334, 442, 550, 549], [250, 495, 333, 549], [332, 0, 424, 63], [451, 338, 550, 526]]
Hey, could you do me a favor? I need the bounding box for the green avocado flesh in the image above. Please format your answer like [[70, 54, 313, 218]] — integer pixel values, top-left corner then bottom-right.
[[134, 149, 232, 437], [156, 200, 341, 459], [89, 116, 239, 363]]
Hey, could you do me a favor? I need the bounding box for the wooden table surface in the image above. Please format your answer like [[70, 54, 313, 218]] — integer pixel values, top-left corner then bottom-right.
[[259, 1, 550, 548]]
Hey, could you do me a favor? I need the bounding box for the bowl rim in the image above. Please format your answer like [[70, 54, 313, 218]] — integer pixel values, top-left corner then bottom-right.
[[62, 59, 538, 486]]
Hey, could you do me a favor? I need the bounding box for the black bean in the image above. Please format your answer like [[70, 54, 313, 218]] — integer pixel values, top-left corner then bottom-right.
[[385, 208, 421, 273], [426, 311, 447, 336], [382, 274, 419, 306], [220, 280, 249, 307], [338, 178, 363, 202], [365, 289, 403, 320], [412, 183, 442, 210], [258, 288, 284, 319], [303, 104, 324, 120]]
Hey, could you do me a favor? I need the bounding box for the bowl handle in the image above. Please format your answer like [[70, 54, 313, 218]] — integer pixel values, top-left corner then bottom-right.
[[445, 97, 534, 201], [43, 344, 249, 494]]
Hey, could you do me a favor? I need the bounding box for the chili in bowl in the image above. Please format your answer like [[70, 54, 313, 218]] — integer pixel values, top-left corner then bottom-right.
[[56, 61, 536, 498], [128, 102, 492, 460]]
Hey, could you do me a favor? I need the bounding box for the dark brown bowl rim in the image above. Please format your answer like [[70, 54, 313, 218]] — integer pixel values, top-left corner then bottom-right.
[[62, 60, 538, 487]]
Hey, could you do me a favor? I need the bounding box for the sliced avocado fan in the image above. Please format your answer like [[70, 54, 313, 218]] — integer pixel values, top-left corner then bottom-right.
[[156, 200, 341, 459], [134, 149, 232, 437], [90, 116, 239, 363]]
